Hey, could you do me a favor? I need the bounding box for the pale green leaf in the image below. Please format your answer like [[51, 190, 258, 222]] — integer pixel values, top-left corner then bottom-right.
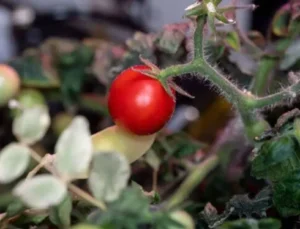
[[0, 143, 31, 184], [13, 106, 50, 145], [49, 194, 72, 226], [13, 175, 67, 209], [72, 224, 99, 229], [88, 152, 130, 202], [54, 116, 92, 180]]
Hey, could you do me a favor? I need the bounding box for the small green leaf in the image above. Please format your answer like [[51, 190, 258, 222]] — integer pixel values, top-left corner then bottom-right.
[[251, 135, 300, 181], [144, 150, 161, 170], [13, 175, 67, 209], [49, 194, 72, 227], [88, 152, 130, 202], [271, 4, 290, 37], [224, 31, 241, 51], [0, 143, 31, 184], [54, 116, 93, 180], [280, 39, 300, 70], [13, 106, 50, 145], [6, 199, 26, 217]]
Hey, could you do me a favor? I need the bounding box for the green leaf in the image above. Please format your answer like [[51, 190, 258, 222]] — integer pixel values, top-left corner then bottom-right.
[[224, 31, 241, 51], [251, 135, 300, 181], [144, 150, 161, 170], [280, 39, 300, 70], [0, 143, 31, 184], [273, 169, 300, 217], [72, 224, 100, 229], [54, 116, 92, 180], [155, 27, 186, 54], [271, 4, 290, 37], [6, 199, 26, 217], [219, 218, 281, 229], [13, 174, 67, 209], [13, 106, 50, 145], [8, 55, 59, 88], [49, 194, 72, 227], [88, 152, 130, 202]]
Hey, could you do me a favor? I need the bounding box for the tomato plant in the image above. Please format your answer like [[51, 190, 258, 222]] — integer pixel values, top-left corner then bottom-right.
[[107, 65, 176, 135], [0, 64, 20, 106]]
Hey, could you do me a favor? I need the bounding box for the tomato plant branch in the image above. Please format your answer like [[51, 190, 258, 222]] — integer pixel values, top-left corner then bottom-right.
[[251, 81, 300, 109], [166, 155, 219, 210], [27, 149, 107, 211], [194, 16, 206, 59]]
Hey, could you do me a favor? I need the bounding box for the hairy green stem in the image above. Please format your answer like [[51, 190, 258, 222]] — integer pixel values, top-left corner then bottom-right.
[[166, 155, 219, 209], [252, 81, 300, 109], [194, 16, 206, 58]]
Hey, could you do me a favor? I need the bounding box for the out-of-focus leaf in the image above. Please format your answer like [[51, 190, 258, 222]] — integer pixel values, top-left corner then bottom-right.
[[251, 135, 300, 181], [280, 39, 300, 70], [155, 23, 187, 54], [13, 175, 67, 209], [13, 106, 50, 145], [224, 31, 241, 51], [0, 143, 31, 184], [72, 224, 100, 229], [228, 51, 257, 75], [8, 55, 59, 88], [273, 169, 300, 217], [88, 152, 130, 202], [54, 116, 93, 180], [49, 194, 72, 227], [6, 199, 26, 217], [144, 150, 161, 170], [219, 218, 281, 229]]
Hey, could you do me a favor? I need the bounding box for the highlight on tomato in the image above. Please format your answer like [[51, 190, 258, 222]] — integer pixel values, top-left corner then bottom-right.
[[107, 65, 176, 136], [0, 64, 21, 106]]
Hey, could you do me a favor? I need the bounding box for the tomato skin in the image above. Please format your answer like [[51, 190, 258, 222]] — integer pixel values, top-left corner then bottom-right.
[[108, 65, 175, 135]]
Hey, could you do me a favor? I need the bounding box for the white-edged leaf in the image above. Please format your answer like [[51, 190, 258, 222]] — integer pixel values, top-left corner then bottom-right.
[[13, 106, 50, 145], [88, 152, 130, 202], [0, 143, 31, 184], [54, 116, 93, 180], [13, 175, 67, 209]]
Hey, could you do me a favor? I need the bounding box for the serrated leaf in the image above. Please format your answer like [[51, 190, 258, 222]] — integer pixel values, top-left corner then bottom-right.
[[13, 106, 50, 145], [251, 135, 300, 181], [0, 143, 31, 184], [88, 152, 130, 202], [13, 175, 67, 209], [49, 194, 72, 227], [54, 116, 93, 180], [273, 169, 300, 217], [225, 31, 241, 51]]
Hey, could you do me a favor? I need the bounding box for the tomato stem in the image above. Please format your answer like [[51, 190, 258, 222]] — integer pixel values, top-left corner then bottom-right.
[[166, 155, 219, 210]]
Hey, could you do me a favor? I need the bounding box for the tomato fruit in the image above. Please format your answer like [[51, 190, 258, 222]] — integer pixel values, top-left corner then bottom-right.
[[108, 65, 175, 135], [91, 124, 156, 163], [0, 64, 21, 106]]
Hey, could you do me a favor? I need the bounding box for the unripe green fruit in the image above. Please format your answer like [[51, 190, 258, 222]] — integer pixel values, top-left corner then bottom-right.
[[169, 210, 195, 229], [0, 64, 21, 106]]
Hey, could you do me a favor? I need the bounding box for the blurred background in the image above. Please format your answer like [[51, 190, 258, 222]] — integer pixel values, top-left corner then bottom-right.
[[0, 0, 289, 143]]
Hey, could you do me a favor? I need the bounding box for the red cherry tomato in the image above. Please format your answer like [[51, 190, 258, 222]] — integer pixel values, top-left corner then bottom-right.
[[108, 65, 176, 135]]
